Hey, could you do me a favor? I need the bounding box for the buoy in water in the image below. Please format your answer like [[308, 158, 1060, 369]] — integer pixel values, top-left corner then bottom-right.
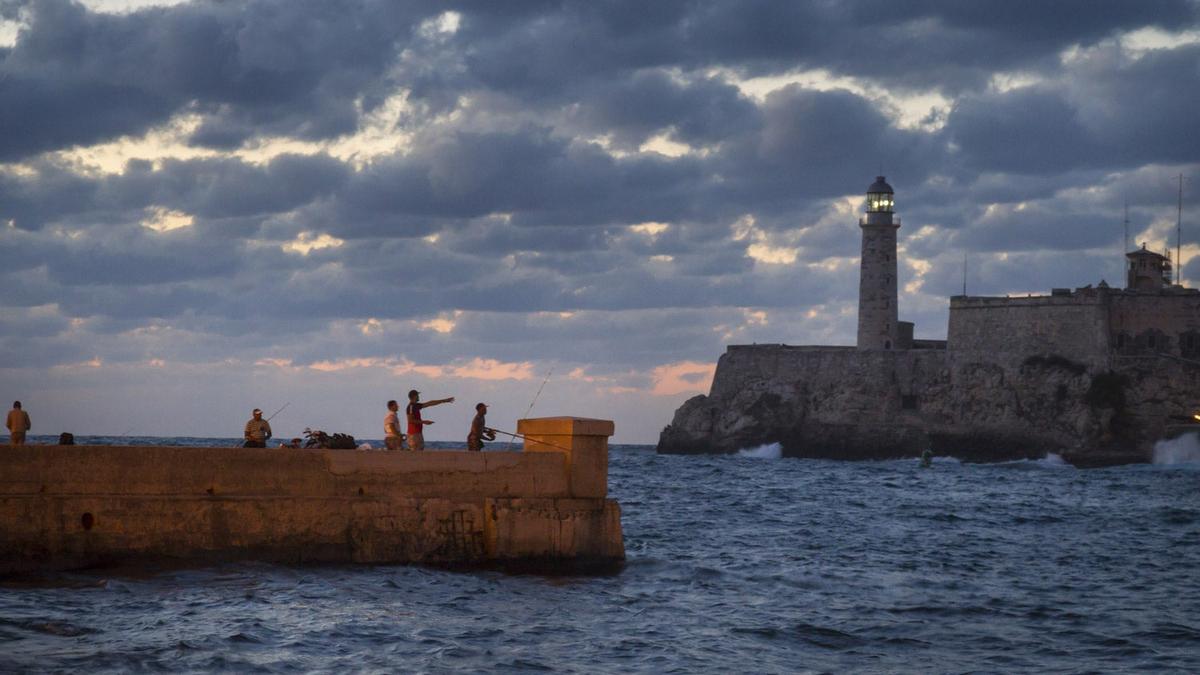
[[920, 448, 933, 468]]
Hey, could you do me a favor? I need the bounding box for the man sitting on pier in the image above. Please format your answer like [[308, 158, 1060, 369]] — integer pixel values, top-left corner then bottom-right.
[[406, 390, 454, 451], [467, 403, 496, 452], [243, 408, 272, 448]]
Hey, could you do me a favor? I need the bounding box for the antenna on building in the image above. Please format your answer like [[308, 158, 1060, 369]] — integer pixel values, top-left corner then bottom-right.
[[1123, 200, 1130, 254], [962, 252, 968, 296], [1123, 200, 1130, 284], [1177, 173, 1185, 285]]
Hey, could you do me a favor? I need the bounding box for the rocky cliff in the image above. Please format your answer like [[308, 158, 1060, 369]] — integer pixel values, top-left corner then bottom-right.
[[656, 344, 1199, 466]]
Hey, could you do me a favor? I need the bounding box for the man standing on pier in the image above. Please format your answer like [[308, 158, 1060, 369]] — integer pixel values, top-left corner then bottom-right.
[[467, 403, 496, 452], [7, 401, 30, 445], [384, 400, 406, 450], [406, 389, 454, 451], [243, 408, 272, 448]]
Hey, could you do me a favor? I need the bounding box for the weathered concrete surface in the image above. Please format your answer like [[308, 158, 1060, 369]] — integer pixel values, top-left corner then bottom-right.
[[0, 417, 624, 575]]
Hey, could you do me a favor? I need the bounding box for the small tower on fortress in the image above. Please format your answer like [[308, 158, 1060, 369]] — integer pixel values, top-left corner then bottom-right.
[[1125, 243, 1173, 291], [857, 176, 900, 350]]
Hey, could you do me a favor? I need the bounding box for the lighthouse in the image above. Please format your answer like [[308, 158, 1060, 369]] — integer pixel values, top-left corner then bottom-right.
[[857, 176, 900, 350]]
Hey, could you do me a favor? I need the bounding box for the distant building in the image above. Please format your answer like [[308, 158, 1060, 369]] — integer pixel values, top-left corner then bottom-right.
[[658, 175, 1200, 465]]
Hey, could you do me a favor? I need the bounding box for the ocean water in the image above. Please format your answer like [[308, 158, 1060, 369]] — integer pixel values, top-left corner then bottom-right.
[[3, 439, 1199, 673]]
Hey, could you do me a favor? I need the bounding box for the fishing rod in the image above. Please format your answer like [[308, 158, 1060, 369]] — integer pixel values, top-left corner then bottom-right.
[[509, 367, 553, 450], [489, 428, 573, 453], [232, 402, 291, 447]]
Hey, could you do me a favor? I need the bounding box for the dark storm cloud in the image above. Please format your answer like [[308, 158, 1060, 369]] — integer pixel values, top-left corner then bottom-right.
[[567, 70, 759, 149], [946, 44, 1200, 175], [0, 0, 427, 160], [1, 152, 349, 231], [1, 0, 1198, 389], [451, 0, 1197, 97], [7, 0, 1194, 163], [326, 127, 716, 236], [115, 153, 351, 220]]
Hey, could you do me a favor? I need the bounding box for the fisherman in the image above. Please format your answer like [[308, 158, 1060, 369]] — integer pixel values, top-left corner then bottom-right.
[[384, 399, 406, 451], [243, 408, 272, 448], [406, 389, 454, 451], [920, 448, 933, 468], [7, 401, 31, 446], [467, 402, 497, 452]]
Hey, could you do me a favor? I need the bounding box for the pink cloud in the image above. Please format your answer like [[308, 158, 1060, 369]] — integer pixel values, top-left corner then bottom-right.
[[649, 361, 715, 396]]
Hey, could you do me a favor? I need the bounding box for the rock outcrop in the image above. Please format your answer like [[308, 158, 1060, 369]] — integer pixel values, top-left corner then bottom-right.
[[657, 344, 1199, 466]]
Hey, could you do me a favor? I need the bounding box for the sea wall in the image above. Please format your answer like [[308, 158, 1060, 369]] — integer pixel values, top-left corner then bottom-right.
[[0, 417, 624, 575], [657, 344, 1200, 466]]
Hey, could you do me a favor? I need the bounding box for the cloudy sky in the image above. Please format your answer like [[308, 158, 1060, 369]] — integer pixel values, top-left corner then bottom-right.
[[2, 0, 1198, 443]]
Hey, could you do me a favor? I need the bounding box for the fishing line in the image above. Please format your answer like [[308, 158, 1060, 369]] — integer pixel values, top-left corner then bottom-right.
[[489, 428, 573, 453], [508, 367, 553, 450]]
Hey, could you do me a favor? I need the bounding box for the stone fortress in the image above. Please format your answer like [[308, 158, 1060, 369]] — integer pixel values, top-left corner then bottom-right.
[[657, 177, 1200, 465]]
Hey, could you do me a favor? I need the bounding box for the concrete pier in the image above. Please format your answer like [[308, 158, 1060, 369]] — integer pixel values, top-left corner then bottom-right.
[[0, 417, 624, 575]]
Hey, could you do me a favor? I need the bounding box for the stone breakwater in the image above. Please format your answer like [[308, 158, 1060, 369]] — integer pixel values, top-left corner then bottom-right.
[[656, 345, 1200, 466], [0, 417, 624, 575]]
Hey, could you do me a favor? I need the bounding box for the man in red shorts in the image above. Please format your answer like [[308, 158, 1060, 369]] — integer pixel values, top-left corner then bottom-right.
[[406, 389, 454, 451]]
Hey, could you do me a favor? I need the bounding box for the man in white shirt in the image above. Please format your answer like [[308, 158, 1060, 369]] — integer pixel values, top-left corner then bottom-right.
[[384, 399, 406, 450]]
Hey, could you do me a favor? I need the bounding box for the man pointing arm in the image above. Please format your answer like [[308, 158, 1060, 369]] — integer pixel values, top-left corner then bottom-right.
[[405, 389, 454, 451]]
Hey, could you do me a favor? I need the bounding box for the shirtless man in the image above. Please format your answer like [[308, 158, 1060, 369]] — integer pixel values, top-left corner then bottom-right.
[[406, 389, 454, 451], [467, 403, 496, 452]]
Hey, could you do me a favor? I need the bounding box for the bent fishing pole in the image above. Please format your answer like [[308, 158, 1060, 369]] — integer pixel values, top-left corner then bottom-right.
[[488, 428, 573, 453], [265, 402, 291, 421], [509, 366, 554, 450]]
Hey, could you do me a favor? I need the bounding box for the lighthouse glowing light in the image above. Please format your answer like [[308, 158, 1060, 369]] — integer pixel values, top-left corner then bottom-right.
[[857, 176, 900, 350]]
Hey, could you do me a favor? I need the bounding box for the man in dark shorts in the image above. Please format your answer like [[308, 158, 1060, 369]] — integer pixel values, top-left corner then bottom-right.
[[467, 402, 497, 452], [406, 389, 454, 451]]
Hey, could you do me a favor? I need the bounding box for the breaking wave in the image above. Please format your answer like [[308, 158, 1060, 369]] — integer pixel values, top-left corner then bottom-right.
[[1153, 433, 1200, 466], [1035, 453, 1070, 468], [737, 442, 782, 459]]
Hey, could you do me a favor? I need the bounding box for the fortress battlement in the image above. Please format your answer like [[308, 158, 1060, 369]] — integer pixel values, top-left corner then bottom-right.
[[657, 176, 1200, 465]]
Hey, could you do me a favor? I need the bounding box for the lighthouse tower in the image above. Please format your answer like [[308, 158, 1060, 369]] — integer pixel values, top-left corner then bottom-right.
[[857, 176, 900, 350]]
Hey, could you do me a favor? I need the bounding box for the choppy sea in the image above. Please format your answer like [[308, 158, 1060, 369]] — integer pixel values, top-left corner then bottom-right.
[[2, 437, 1199, 673]]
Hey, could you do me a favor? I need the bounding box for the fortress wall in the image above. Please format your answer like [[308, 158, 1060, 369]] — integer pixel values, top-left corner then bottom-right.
[[711, 345, 854, 400], [661, 335, 1192, 463], [1109, 292, 1200, 356], [682, 345, 950, 456], [948, 295, 1110, 365], [714, 345, 950, 411], [0, 417, 624, 574]]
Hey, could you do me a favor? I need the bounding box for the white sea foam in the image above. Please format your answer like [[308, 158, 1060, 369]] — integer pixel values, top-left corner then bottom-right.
[[737, 442, 782, 459], [1152, 433, 1200, 466], [1034, 453, 1070, 468]]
